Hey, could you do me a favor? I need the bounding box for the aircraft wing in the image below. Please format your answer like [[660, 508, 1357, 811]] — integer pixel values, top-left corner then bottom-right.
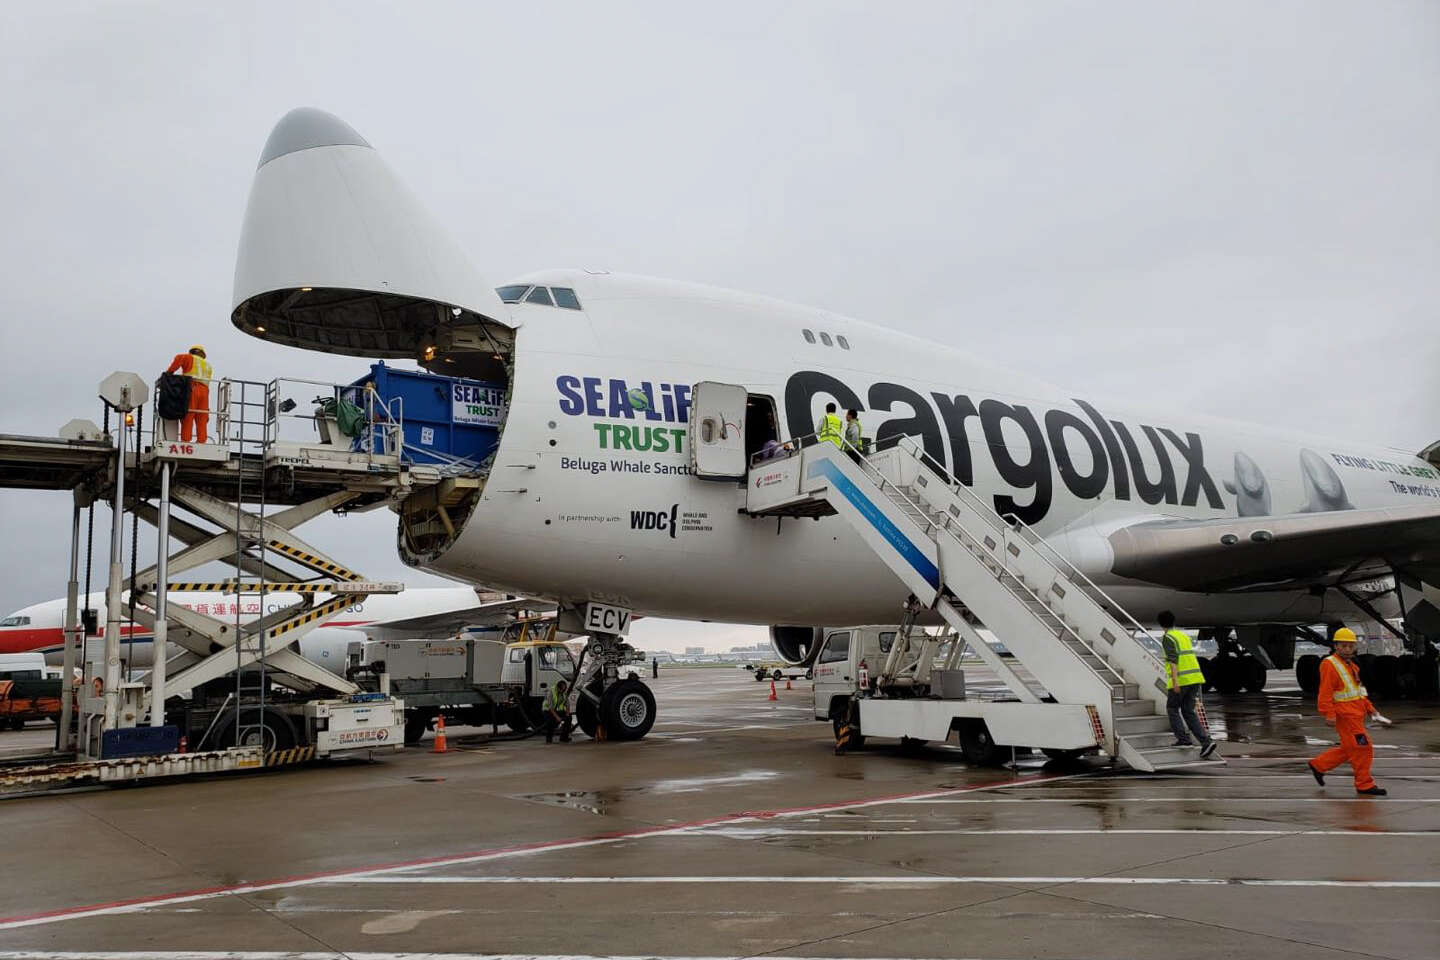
[[373, 593, 556, 634], [1105, 503, 1440, 593]]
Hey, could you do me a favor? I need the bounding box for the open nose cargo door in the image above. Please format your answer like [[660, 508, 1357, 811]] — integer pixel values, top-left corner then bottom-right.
[[230, 107, 519, 560]]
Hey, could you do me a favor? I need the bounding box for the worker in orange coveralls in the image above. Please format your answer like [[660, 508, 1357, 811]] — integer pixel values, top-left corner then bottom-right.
[[165, 345, 212, 443], [1309, 628, 1388, 796]]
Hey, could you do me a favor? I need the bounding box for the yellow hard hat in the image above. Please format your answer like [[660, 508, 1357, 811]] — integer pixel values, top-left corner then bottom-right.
[[189, 344, 206, 356], [1333, 627, 1358, 644]]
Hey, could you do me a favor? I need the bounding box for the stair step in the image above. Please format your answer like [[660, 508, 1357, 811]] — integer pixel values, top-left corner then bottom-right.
[[1114, 714, 1170, 734], [1124, 730, 1186, 749], [1134, 744, 1204, 768], [1109, 682, 1140, 701], [1113, 699, 1158, 717]]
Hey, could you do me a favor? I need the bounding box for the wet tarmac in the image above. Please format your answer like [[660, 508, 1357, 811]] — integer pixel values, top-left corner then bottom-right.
[[0, 665, 1436, 960]]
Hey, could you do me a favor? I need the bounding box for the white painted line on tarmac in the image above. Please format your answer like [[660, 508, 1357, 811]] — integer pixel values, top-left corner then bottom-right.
[[702, 828, 1440, 837], [0, 954, 1059, 960], [898, 797, 1440, 803], [329, 875, 1440, 889], [0, 770, 1082, 931]]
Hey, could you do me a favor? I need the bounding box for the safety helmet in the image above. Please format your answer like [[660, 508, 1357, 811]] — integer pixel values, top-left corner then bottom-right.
[[1333, 627, 1358, 645], [189, 345, 206, 357]]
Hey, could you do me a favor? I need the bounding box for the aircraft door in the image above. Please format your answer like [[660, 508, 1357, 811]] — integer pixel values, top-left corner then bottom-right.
[[688, 381, 749, 479]]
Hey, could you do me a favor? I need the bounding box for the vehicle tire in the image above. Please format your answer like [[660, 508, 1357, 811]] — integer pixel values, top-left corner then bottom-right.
[[403, 712, 430, 745], [959, 721, 1004, 766], [805, 668, 813, 680], [772, 669, 784, 681], [1296, 654, 1321, 694], [755, 670, 766, 682], [1210, 658, 1243, 695], [601, 678, 656, 741], [220, 707, 297, 754], [1242, 658, 1267, 693], [899, 735, 928, 753], [505, 703, 532, 733], [832, 711, 865, 751], [8, 718, 24, 731]]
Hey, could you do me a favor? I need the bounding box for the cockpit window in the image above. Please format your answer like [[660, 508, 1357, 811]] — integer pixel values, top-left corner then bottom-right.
[[525, 286, 554, 306], [496, 284, 530, 303], [0, 615, 30, 626], [552, 287, 582, 310]]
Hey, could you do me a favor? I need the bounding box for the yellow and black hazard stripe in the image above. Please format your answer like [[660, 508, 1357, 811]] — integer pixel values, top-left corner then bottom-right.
[[266, 745, 316, 766], [266, 595, 360, 639], [266, 540, 362, 581], [165, 581, 340, 594]]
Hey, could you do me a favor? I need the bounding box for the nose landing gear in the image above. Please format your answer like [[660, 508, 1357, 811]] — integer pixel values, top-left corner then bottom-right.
[[572, 630, 656, 741]]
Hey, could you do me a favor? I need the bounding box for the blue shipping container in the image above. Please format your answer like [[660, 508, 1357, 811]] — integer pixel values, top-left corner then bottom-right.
[[350, 362, 506, 471]]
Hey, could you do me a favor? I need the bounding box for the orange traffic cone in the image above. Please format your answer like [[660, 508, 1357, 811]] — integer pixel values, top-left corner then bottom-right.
[[785, 678, 793, 690], [431, 714, 448, 753], [768, 680, 778, 701]]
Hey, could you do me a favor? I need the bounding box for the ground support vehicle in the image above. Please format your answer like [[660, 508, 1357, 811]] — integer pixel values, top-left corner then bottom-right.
[[0, 678, 63, 729], [352, 621, 577, 743], [750, 661, 810, 682]]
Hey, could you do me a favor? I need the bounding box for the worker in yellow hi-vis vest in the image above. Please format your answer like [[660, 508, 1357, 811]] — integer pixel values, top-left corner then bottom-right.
[[166, 345, 213, 443], [1158, 611, 1218, 759], [816, 402, 844, 449]]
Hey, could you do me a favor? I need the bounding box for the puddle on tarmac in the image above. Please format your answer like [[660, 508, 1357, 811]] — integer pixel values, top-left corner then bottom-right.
[[519, 788, 633, 815], [650, 770, 781, 793]]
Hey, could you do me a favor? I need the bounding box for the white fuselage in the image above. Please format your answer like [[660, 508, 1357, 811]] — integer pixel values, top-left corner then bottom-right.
[[420, 271, 1428, 628]]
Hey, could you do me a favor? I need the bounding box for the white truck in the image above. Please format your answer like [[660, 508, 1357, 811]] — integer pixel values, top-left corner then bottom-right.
[[351, 620, 578, 743], [813, 625, 1102, 765]]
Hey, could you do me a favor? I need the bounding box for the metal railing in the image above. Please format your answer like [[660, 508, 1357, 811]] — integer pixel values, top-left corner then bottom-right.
[[892, 434, 1166, 674], [830, 434, 1131, 693]]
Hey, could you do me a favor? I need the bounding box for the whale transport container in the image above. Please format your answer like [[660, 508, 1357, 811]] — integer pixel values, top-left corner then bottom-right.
[[350, 361, 506, 471]]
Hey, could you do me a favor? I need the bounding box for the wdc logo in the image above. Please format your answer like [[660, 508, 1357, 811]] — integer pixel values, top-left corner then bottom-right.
[[631, 503, 679, 539]]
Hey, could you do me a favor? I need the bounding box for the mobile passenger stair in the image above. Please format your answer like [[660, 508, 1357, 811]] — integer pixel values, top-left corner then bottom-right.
[[747, 436, 1204, 772]]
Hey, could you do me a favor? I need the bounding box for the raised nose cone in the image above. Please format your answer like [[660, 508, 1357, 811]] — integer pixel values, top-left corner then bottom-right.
[[257, 107, 370, 167], [232, 108, 513, 364]]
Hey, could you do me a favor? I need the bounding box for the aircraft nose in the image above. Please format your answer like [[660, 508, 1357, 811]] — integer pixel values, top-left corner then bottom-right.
[[257, 107, 371, 168]]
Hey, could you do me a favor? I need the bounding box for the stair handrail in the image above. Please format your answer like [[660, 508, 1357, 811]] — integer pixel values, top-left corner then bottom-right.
[[840, 437, 1128, 699], [892, 435, 1165, 675], [1000, 517, 1167, 673]]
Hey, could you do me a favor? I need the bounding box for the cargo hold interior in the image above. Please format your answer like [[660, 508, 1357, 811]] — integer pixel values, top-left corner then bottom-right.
[[232, 285, 516, 565]]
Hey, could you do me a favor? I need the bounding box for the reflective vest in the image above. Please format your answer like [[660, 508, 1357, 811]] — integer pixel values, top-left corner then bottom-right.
[[1165, 628, 1204, 688], [818, 413, 844, 448], [546, 684, 568, 711], [844, 417, 862, 449], [1323, 655, 1367, 702], [190, 354, 212, 383]]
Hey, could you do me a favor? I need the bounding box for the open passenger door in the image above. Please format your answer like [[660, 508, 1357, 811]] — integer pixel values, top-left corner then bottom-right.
[[688, 381, 748, 479]]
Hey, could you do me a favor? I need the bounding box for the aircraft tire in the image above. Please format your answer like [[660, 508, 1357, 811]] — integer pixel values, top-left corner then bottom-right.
[[1242, 658, 1267, 692], [1210, 658, 1244, 695], [576, 694, 599, 738], [601, 678, 656, 741], [1296, 654, 1321, 694], [959, 720, 1004, 766]]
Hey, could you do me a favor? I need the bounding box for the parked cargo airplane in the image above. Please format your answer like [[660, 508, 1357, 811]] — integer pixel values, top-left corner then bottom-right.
[[226, 108, 1440, 735], [0, 587, 542, 672]]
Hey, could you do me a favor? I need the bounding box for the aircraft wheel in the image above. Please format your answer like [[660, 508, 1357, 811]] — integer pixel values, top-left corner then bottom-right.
[[601, 678, 656, 741], [1242, 658, 1267, 692], [959, 720, 1004, 766], [576, 694, 599, 738], [1296, 654, 1321, 694], [1208, 658, 1241, 695], [1371, 655, 1400, 700]]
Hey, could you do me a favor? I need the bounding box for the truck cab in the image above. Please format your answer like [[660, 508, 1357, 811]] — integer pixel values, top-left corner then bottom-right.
[[813, 626, 906, 723]]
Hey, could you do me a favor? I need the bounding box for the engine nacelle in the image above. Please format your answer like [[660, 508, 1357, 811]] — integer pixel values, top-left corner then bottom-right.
[[768, 625, 824, 666]]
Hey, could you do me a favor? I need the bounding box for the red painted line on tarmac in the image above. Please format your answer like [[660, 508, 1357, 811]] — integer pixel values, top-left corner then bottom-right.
[[0, 769, 1063, 928]]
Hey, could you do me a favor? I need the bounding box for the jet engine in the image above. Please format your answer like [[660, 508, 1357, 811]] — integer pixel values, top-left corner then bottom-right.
[[768, 625, 824, 666]]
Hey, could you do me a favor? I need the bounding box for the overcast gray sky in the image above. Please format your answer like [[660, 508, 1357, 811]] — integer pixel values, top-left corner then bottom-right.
[[1, 2, 1436, 651]]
